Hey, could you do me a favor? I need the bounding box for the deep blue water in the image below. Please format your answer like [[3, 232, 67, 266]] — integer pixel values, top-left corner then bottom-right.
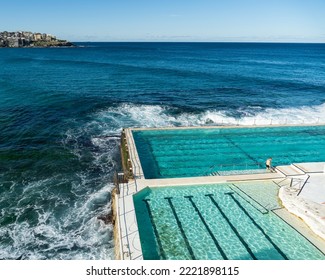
[[1, 42, 325, 259]]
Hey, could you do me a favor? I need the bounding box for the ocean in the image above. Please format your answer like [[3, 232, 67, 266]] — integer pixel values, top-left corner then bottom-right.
[[1, 42, 325, 259]]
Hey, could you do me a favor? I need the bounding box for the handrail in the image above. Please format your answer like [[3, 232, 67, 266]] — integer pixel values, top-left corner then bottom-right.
[[130, 131, 142, 178], [120, 130, 134, 179], [114, 185, 124, 259], [273, 178, 289, 187], [129, 135, 139, 178], [297, 175, 310, 196], [122, 128, 137, 179], [290, 177, 304, 189], [216, 119, 324, 126], [113, 170, 129, 195], [125, 129, 142, 179], [113, 171, 120, 194]]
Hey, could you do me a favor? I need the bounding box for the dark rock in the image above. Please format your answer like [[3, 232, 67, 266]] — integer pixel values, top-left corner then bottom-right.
[[97, 213, 114, 224]]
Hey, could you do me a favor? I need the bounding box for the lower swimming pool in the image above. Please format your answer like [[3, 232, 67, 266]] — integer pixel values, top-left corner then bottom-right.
[[132, 125, 325, 179], [133, 182, 324, 260]]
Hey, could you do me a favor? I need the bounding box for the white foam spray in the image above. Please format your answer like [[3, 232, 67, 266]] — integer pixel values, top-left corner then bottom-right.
[[94, 102, 325, 128]]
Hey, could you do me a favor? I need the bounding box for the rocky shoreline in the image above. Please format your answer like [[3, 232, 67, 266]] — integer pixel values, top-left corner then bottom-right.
[[0, 31, 75, 48]]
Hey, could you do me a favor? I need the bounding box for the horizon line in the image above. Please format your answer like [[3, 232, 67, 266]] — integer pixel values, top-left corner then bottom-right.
[[72, 41, 325, 44]]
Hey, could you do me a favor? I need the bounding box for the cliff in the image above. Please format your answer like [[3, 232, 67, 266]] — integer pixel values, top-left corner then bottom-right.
[[0, 31, 75, 48]]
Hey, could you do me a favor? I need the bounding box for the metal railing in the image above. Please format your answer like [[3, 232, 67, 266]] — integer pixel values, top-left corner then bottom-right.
[[289, 175, 310, 196], [290, 178, 303, 189], [126, 129, 142, 179], [272, 178, 289, 188], [113, 171, 128, 195], [297, 175, 310, 196], [213, 118, 322, 127], [120, 129, 136, 179]]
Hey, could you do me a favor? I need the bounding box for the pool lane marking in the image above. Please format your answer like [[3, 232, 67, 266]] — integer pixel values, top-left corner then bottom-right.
[[271, 209, 325, 257], [164, 197, 196, 260], [205, 194, 257, 260], [142, 199, 166, 259], [232, 183, 282, 211], [222, 135, 259, 165], [225, 192, 289, 260], [184, 195, 228, 260], [230, 184, 269, 214]]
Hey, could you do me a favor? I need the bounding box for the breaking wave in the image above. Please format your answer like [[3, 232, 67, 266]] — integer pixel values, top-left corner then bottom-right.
[[92, 102, 325, 129]]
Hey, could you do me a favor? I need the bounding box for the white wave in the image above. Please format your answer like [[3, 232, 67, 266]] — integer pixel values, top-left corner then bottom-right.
[[94, 103, 205, 128], [80, 184, 112, 213], [93, 102, 325, 128], [8, 221, 35, 249], [202, 103, 325, 126], [0, 173, 114, 260], [21, 177, 55, 195], [33, 224, 61, 240]]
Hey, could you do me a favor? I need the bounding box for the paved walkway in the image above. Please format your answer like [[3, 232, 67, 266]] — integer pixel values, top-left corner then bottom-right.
[[116, 180, 143, 260], [299, 173, 325, 204], [277, 162, 325, 240]]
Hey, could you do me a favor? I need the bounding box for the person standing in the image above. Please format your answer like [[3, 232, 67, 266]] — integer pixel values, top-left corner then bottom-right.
[[266, 157, 272, 171]]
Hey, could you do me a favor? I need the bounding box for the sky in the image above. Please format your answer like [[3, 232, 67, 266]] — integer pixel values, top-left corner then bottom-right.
[[1, 0, 325, 42]]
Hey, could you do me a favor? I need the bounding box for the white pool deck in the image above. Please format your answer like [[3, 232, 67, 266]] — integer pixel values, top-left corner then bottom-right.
[[114, 126, 325, 260]]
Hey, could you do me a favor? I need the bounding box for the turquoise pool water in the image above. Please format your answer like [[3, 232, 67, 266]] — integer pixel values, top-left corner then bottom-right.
[[132, 126, 325, 179], [133, 183, 325, 260]]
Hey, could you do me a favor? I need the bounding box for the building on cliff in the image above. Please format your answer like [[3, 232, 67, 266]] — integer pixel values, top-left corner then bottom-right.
[[0, 31, 73, 47]]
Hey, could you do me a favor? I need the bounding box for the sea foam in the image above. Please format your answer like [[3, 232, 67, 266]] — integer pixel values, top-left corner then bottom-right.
[[94, 102, 325, 129]]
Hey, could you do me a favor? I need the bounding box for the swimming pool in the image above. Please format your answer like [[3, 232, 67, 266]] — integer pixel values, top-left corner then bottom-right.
[[132, 126, 325, 179], [133, 182, 324, 260]]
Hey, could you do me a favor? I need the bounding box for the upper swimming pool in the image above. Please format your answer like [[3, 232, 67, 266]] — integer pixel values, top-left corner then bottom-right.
[[132, 125, 325, 179]]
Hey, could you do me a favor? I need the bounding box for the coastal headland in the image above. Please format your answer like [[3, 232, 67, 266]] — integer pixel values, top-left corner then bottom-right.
[[0, 31, 74, 47]]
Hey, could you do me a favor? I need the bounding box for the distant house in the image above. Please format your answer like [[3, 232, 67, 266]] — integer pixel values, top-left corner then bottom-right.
[[45, 34, 53, 41], [0, 39, 6, 47], [33, 33, 42, 40]]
